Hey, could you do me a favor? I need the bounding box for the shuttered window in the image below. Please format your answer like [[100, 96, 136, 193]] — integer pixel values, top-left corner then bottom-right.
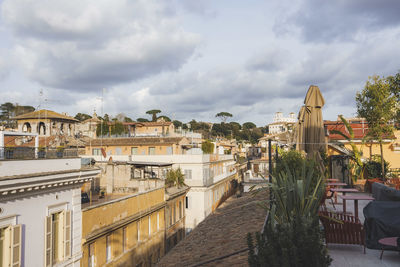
[[45, 216, 52, 267], [64, 210, 71, 259], [45, 210, 72, 267], [11, 225, 21, 267], [1, 225, 22, 267]]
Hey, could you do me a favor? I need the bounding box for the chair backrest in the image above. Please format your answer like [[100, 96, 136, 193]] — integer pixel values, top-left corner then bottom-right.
[[319, 211, 364, 245]]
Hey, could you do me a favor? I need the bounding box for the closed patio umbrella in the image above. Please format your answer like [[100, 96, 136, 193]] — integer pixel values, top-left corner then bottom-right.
[[296, 85, 326, 157]]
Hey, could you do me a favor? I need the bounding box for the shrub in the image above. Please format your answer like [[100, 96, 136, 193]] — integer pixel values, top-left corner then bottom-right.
[[201, 140, 214, 154], [165, 168, 185, 188], [365, 155, 389, 179]]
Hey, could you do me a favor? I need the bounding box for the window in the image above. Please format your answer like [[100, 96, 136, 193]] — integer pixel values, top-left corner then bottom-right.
[[173, 205, 176, 224], [148, 147, 155, 155], [115, 147, 122, 155], [184, 170, 192, 179], [45, 210, 71, 267], [166, 146, 173, 155], [179, 201, 182, 219], [0, 225, 21, 267], [88, 243, 95, 267], [131, 147, 138, 155], [157, 212, 160, 231], [92, 148, 101, 156], [148, 216, 151, 236], [106, 235, 111, 262], [122, 227, 127, 253], [137, 221, 140, 242]]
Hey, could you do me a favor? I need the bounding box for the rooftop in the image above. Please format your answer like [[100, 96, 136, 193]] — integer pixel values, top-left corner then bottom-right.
[[90, 136, 187, 146], [13, 109, 78, 122], [157, 192, 268, 267]]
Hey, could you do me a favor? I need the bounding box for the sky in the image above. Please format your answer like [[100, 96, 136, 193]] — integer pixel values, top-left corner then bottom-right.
[[0, 0, 400, 126]]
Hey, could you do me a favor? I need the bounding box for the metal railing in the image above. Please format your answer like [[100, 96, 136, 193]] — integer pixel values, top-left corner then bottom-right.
[[0, 147, 78, 160]]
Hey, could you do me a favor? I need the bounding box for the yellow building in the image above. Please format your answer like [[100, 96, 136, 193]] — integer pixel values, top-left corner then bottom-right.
[[86, 137, 190, 157], [81, 187, 166, 267], [13, 109, 78, 136]]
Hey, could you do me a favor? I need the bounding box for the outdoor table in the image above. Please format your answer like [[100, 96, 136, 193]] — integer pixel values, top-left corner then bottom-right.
[[327, 178, 339, 182], [327, 182, 347, 187], [340, 194, 374, 218], [330, 188, 359, 204], [378, 237, 399, 260]]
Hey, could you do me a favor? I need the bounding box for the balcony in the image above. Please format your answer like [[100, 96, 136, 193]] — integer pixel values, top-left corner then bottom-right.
[[0, 147, 78, 160]]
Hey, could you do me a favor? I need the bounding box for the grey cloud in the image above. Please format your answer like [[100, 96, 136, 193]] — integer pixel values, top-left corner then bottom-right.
[[246, 48, 290, 72], [2, 0, 200, 91], [276, 0, 400, 42]]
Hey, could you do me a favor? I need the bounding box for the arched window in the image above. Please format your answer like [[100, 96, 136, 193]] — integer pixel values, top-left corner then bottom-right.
[[38, 122, 46, 135], [22, 122, 32, 133]]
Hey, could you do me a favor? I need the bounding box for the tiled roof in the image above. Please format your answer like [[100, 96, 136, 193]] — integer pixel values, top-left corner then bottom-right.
[[156, 192, 268, 267], [13, 109, 78, 122], [122, 121, 173, 127], [90, 137, 187, 146]]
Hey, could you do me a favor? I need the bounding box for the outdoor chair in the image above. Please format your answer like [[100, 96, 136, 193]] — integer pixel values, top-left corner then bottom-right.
[[319, 210, 366, 253], [321, 187, 336, 209]]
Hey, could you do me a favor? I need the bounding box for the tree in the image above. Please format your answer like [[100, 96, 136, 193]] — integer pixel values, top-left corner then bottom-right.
[[173, 120, 183, 128], [0, 102, 16, 127], [14, 105, 35, 116], [356, 75, 397, 179], [387, 72, 400, 126], [215, 112, 233, 123], [137, 118, 149, 122], [165, 168, 185, 188], [157, 115, 171, 122], [124, 117, 133, 122], [74, 113, 92, 121], [146, 109, 161, 122], [243, 122, 257, 129]]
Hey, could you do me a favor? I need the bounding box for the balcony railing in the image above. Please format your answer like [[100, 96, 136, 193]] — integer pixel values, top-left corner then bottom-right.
[[0, 147, 78, 160]]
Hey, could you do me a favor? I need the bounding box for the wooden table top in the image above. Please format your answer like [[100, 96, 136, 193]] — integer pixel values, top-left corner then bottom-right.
[[340, 195, 374, 200], [330, 188, 359, 193], [327, 182, 347, 186]]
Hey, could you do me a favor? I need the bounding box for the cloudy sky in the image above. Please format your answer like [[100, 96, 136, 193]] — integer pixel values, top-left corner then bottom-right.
[[0, 0, 399, 126]]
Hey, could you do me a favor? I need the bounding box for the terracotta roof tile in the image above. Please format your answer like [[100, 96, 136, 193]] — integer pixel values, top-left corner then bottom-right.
[[13, 109, 78, 122]]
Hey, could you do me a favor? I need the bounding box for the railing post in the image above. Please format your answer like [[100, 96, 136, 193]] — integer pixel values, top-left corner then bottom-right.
[[0, 131, 4, 160], [34, 134, 39, 159]]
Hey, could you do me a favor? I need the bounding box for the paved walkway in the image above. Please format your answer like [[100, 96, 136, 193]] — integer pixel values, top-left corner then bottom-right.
[[156, 192, 268, 267]]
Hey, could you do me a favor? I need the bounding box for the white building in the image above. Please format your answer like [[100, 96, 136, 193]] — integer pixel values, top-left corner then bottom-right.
[[0, 131, 100, 267], [83, 153, 237, 232], [268, 112, 297, 134]]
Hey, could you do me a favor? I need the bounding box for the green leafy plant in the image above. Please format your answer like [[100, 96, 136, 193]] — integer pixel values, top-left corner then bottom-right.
[[248, 153, 331, 267], [364, 155, 389, 179], [201, 140, 214, 154], [330, 115, 365, 182], [165, 168, 185, 188]]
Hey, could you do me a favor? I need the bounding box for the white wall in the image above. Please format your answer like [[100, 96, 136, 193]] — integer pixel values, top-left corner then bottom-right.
[[0, 187, 82, 267], [0, 158, 81, 177]]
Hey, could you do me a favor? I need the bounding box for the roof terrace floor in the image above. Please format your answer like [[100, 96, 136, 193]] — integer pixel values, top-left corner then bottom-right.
[[157, 191, 400, 267]]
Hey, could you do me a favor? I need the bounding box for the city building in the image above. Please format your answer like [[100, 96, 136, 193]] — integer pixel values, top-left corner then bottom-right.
[[268, 112, 296, 134], [75, 113, 101, 138], [80, 160, 189, 266], [0, 131, 100, 267], [83, 137, 238, 232], [13, 109, 78, 137], [325, 117, 400, 168]]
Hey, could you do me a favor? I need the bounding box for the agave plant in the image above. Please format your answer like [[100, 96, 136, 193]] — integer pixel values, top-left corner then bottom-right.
[[269, 159, 325, 225]]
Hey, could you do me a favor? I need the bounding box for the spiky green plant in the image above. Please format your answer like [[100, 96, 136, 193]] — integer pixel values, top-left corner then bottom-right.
[[330, 115, 365, 181]]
